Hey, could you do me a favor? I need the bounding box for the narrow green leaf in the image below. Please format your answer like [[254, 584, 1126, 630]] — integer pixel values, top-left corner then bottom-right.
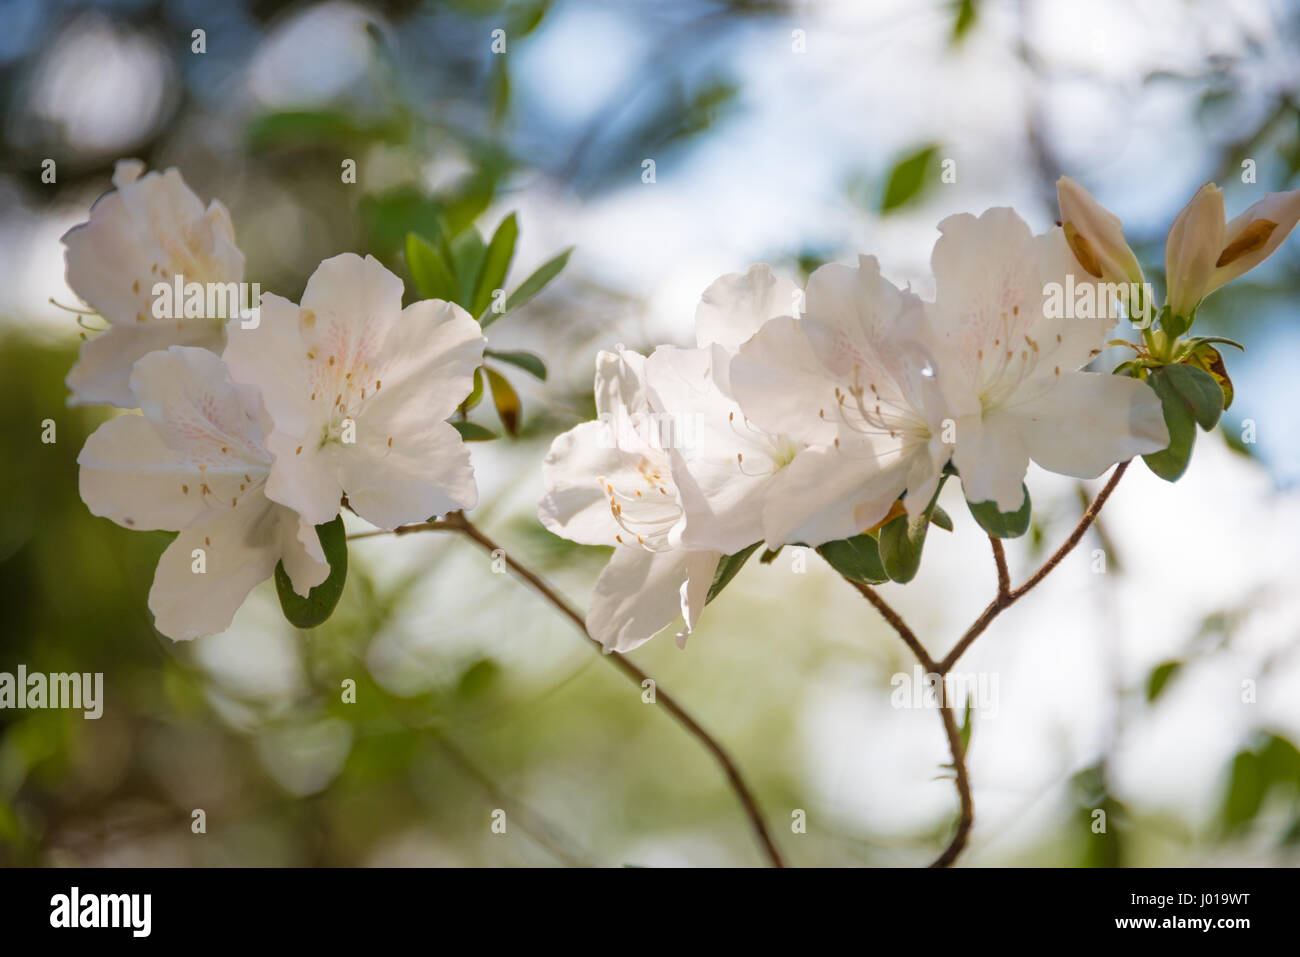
[[462, 367, 485, 413], [958, 697, 974, 757], [486, 349, 546, 380], [929, 505, 954, 532], [817, 533, 888, 585], [472, 213, 519, 320], [452, 420, 497, 442], [880, 144, 939, 214], [951, 0, 977, 42], [967, 484, 1031, 539], [706, 542, 762, 604], [485, 367, 521, 437], [275, 516, 348, 629], [450, 227, 486, 306], [405, 232, 458, 303], [501, 247, 573, 318], [1146, 660, 1181, 702]]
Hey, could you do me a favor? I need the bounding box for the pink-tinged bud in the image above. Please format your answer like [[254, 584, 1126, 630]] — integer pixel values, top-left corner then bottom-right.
[[1056, 176, 1144, 285], [1204, 187, 1300, 296], [1164, 183, 1225, 320]]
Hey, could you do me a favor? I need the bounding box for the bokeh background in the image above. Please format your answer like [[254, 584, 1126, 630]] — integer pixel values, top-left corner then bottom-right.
[[2, 0, 1299, 866]]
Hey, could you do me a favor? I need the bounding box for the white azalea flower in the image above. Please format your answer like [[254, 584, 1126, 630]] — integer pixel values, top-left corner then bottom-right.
[[78, 346, 328, 641], [927, 208, 1169, 512], [63, 160, 245, 407], [730, 256, 950, 547], [647, 265, 804, 554], [223, 253, 485, 530], [538, 348, 721, 652]]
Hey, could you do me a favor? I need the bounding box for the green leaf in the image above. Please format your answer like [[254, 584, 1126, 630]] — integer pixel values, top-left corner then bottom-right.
[[450, 228, 487, 306], [1162, 362, 1224, 431], [1142, 366, 1208, 482], [405, 232, 458, 303], [1222, 748, 1263, 834], [472, 213, 519, 320], [951, 0, 977, 42], [817, 533, 888, 585], [452, 420, 497, 442], [929, 505, 954, 532], [879, 144, 939, 214], [1146, 660, 1181, 702], [462, 367, 485, 413], [275, 516, 347, 629], [967, 484, 1031, 539], [501, 247, 573, 319], [706, 542, 762, 604], [1187, 344, 1235, 410], [486, 349, 546, 380], [485, 367, 521, 436], [877, 480, 950, 582], [878, 511, 929, 583], [958, 697, 974, 757]]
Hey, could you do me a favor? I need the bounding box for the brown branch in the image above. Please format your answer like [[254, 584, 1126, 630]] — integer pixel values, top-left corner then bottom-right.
[[842, 580, 937, 672], [938, 460, 1129, 673], [990, 537, 1010, 599], [353, 513, 785, 868], [842, 460, 1132, 867], [930, 703, 974, 868]]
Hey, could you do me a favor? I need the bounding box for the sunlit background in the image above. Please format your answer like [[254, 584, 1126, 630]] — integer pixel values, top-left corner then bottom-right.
[[2, 0, 1299, 866]]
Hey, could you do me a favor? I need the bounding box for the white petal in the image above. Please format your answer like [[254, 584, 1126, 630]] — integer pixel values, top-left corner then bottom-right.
[[67, 318, 223, 408], [223, 291, 319, 434], [1165, 183, 1226, 319], [1014, 371, 1168, 478], [340, 418, 476, 529], [952, 410, 1029, 513], [148, 500, 283, 641], [374, 298, 484, 422], [694, 263, 799, 352], [278, 510, 330, 598], [644, 345, 776, 552], [537, 420, 628, 547], [264, 431, 344, 526], [761, 440, 909, 547], [299, 252, 405, 351], [1206, 187, 1300, 295], [677, 549, 722, 648], [79, 413, 214, 531], [78, 346, 269, 530], [730, 315, 840, 445], [1055, 175, 1144, 284], [586, 547, 692, 653], [594, 347, 650, 420]]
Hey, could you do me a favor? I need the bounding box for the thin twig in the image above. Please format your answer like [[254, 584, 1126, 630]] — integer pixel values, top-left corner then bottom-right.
[[939, 461, 1129, 673], [930, 703, 974, 868], [842, 461, 1132, 867], [990, 537, 1010, 599], [433, 736, 590, 867], [352, 513, 786, 867], [843, 580, 937, 672]]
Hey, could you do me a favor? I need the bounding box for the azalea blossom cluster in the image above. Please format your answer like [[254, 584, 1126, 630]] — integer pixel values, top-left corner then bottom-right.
[[539, 179, 1300, 652], [70, 161, 484, 639], [65, 159, 1300, 651]]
